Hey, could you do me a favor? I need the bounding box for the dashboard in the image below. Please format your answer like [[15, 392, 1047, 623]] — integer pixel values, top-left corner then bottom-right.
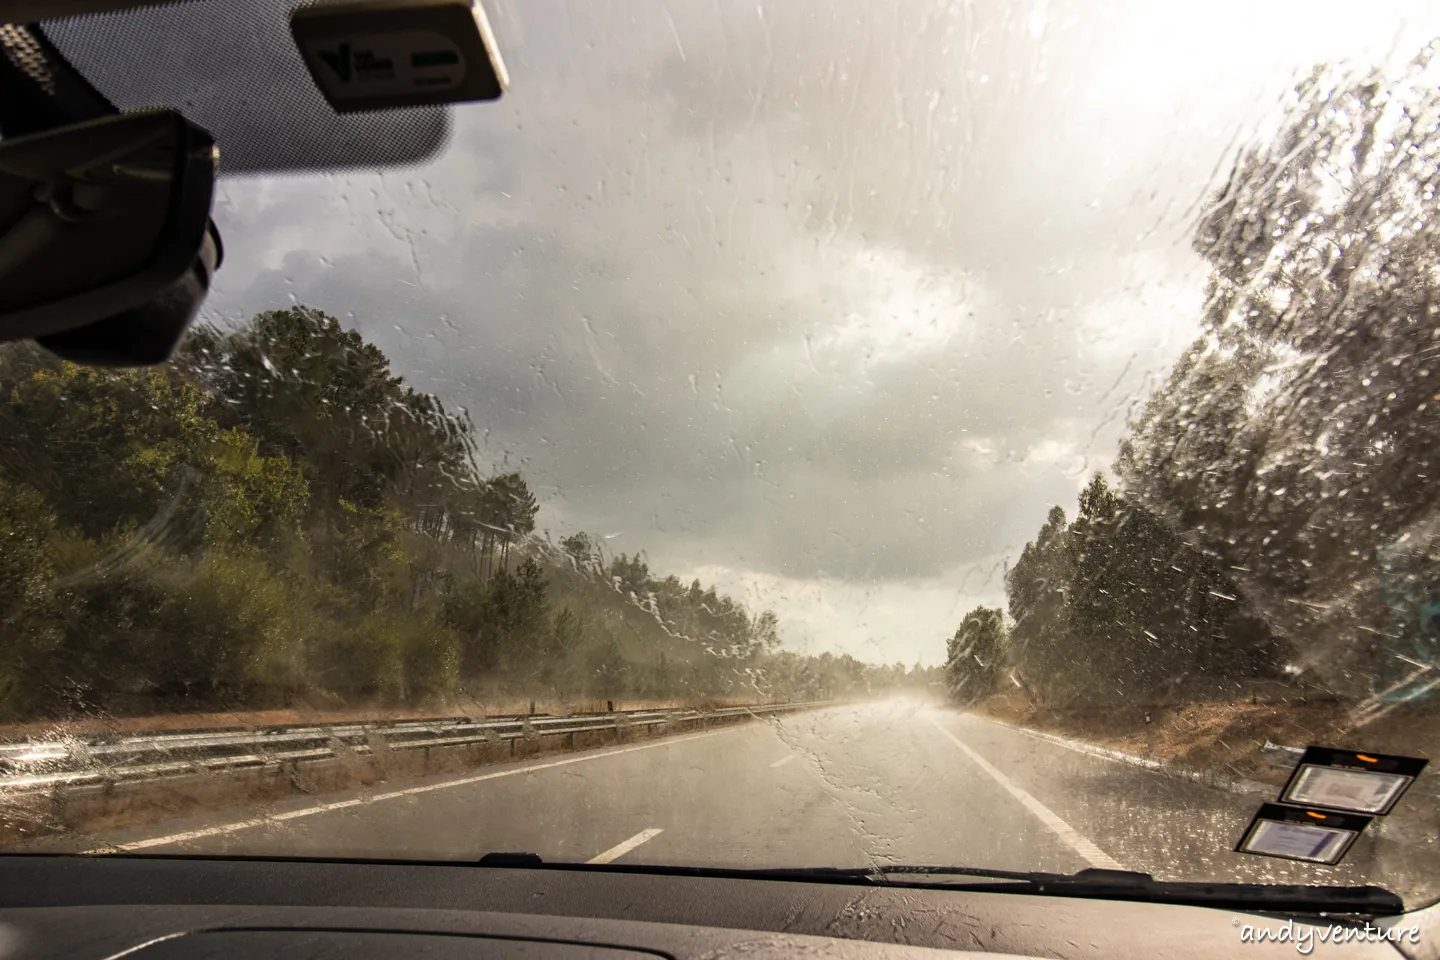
[[0, 855, 1428, 958]]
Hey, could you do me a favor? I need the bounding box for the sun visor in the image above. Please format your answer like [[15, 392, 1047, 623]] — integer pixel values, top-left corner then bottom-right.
[[39, 0, 476, 176]]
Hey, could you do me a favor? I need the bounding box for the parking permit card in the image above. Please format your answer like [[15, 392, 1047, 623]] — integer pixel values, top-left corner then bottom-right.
[[1279, 747, 1427, 815], [1237, 803, 1371, 865], [1247, 820, 1352, 863]]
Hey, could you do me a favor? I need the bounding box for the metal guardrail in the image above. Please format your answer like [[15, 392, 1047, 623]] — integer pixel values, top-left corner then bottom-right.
[[0, 702, 829, 793]]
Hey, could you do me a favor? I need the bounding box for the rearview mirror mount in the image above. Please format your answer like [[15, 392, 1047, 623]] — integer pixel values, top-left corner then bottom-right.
[[0, 108, 220, 365]]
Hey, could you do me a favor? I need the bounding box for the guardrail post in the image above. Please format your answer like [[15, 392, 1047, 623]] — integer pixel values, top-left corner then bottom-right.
[[49, 785, 67, 828]]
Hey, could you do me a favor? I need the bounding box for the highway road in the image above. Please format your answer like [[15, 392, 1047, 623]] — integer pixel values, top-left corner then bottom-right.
[[32, 701, 1440, 907]]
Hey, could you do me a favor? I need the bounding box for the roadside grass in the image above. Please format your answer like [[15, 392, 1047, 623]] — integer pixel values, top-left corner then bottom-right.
[[976, 690, 1437, 786]]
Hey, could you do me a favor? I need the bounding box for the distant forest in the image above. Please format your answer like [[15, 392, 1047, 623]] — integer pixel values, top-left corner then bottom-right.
[[0, 308, 937, 722], [945, 48, 1440, 711]]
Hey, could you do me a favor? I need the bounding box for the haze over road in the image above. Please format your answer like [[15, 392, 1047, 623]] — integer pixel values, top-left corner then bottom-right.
[[58, 703, 1438, 901]]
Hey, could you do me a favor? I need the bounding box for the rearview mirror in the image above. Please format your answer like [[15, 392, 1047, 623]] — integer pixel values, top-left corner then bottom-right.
[[0, 109, 220, 365]]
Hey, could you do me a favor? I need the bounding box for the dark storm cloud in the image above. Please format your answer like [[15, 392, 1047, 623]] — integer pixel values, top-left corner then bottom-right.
[[215, 218, 1110, 582]]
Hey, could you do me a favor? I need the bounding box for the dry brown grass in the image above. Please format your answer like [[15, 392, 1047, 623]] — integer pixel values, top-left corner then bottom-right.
[[976, 691, 1437, 785]]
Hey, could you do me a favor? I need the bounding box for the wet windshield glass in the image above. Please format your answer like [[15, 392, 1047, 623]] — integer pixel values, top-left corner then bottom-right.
[[2, 0, 1437, 910]]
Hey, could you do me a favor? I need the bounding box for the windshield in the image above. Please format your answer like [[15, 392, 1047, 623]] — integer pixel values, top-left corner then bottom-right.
[[3, 0, 1438, 911]]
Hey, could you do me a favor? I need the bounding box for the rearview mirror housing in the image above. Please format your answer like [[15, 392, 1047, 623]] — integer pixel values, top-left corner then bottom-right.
[[0, 109, 220, 365]]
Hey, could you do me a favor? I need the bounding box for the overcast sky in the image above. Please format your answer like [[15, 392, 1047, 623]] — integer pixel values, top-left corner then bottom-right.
[[52, 0, 1440, 666]]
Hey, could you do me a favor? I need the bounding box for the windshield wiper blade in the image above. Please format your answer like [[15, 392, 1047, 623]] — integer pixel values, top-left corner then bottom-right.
[[474, 855, 1404, 915], [806, 866, 1402, 915], [736, 863, 1048, 883], [1029, 870, 1404, 915]]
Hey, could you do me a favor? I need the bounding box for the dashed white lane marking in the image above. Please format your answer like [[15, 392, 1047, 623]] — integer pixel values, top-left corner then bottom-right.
[[88, 727, 742, 853], [587, 828, 663, 864], [928, 717, 1123, 870], [769, 754, 795, 768]]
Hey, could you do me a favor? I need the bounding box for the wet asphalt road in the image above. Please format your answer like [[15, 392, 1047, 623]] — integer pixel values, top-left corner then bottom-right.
[[52, 700, 1440, 906]]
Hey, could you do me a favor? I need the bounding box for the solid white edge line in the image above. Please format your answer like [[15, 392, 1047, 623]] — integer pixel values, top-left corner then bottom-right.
[[769, 754, 795, 768], [967, 714, 1271, 797], [87, 727, 743, 853], [586, 828, 663, 864], [928, 717, 1123, 870]]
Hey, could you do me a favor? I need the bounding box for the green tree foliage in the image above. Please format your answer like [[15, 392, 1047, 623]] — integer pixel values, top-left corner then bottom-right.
[[1004, 504, 1072, 698], [964, 49, 1440, 708], [560, 532, 597, 570], [1065, 475, 1279, 701], [1, 346, 309, 550], [0, 310, 919, 721], [482, 473, 539, 577], [181, 308, 474, 515], [989, 475, 1280, 708], [1118, 46, 1440, 693], [944, 607, 1005, 705], [441, 558, 549, 677]]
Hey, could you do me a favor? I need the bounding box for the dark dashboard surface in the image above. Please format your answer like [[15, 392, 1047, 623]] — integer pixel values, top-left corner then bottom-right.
[[0, 855, 1424, 959]]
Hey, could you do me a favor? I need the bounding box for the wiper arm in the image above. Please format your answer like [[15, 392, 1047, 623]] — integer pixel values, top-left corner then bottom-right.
[[731, 865, 1401, 913], [475, 855, 1404, 916], [794, 866, 1402, 915], [936, 868, 1402, 915]]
